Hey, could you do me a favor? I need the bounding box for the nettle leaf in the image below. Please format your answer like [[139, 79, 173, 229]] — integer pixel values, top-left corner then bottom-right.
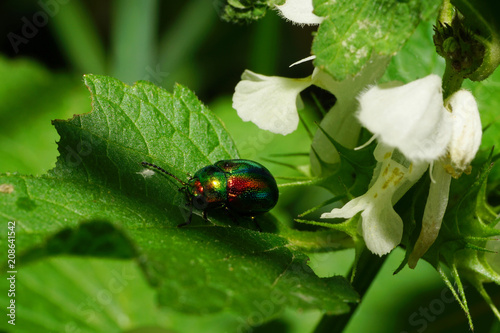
[[0, 75, 357, 331], [51, 75, 238, 187], [0, 258, 168, 333], [382, 20, 445, 83], [312, 0, 439, 80]]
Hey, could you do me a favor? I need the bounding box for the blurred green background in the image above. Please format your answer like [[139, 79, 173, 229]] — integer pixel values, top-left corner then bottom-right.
[[0, 1, 498, 332]]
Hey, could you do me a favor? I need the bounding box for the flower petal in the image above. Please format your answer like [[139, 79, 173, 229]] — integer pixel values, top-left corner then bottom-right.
[[361, 202, 403, 256], [322, 144, 427, 256], [275, 0, 324, 25], [408, 161, 452, 268], [357, 74, 452, 162], [232, 70, 312, 135], [321, 189, 404, 256], [446, 90, 482, 177], [320, 196, 366, 219]]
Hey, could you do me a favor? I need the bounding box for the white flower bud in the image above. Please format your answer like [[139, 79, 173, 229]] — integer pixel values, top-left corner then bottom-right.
[[445, 90, 482, 178]]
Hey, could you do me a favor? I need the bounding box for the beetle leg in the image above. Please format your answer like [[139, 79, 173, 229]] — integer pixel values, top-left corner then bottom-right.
[[251, 216, 262, 232], [177, 203, 193, 228], [225, 207, 240, 226]]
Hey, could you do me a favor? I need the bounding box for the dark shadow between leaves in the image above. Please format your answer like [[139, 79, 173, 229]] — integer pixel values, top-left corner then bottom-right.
[[18, 220, 138, 266]]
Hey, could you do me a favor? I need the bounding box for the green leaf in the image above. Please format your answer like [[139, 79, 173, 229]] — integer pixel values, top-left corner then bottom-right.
[[214, 0, 283, 23], [20, 220, 139, 263], [312, 0, 439, 80], [0, 258, 167, 333], [0, 75, 358, 330], [0, 256, 264, 333], [382, 20, 446, 83]]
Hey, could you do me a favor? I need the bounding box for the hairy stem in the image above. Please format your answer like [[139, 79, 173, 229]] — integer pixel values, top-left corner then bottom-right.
[[442, 60, 464, 101]]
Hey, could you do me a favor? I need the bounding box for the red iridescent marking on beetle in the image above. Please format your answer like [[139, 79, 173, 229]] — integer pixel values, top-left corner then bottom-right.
[[192, 179, 204, 196], [227, 176, 268, 199]]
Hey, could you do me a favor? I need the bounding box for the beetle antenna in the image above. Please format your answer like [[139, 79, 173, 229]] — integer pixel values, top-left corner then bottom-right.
[[141, 162, 187, 185]]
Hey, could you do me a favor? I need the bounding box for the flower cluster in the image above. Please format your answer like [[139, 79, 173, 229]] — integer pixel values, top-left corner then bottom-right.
[[322, 75, 482, 262], [229, 0, 497, 327], [231, 1, 483, 265], [234, 70, 482, 261]]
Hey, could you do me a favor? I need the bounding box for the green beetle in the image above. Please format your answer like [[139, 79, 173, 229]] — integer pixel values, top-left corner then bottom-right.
[[141, 159, 279, 230]]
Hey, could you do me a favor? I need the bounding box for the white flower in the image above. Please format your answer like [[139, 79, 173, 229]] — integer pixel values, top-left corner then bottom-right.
[[332, 74, 452, 256], [275, 0, 324, 25], [232, 68, 334, 135], [321, 75, 450, 256], [321, 144, 428, 256], [445, 90, 482, 178], [232, 0, 325, 135], [322, 76, 483, 258], [232, 70, 313, 135], [357, 74, 452, 163]]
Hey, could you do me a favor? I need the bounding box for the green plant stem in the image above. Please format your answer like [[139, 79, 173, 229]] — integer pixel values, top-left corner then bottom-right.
[[437, 1, 464, 101], [313, 249, 387, 333], [442, 60, 464, 101]]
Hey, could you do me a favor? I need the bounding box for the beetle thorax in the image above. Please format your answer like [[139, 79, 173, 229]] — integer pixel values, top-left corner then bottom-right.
[[187, 165, 228, 209]]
